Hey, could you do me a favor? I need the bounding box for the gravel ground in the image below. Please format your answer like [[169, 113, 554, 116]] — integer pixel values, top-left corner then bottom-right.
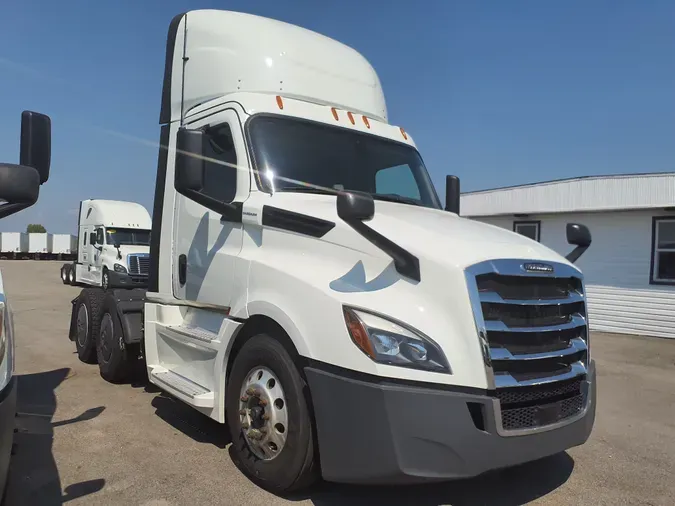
[[2, 259, 674, 505]]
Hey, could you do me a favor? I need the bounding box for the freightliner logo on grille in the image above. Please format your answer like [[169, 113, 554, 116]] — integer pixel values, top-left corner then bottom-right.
[[522, 262, 554, 273]]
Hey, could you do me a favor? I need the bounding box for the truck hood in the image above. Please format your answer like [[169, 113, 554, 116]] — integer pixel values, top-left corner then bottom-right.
[[264, 193, 577, 271]]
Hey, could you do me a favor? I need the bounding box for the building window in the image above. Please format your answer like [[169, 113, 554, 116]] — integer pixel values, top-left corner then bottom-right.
[[651, 217, 675, 284], [513, 221, 541, 242]]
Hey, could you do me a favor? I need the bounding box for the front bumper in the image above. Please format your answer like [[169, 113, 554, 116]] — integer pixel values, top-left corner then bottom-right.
[[108, 271, 148, 289], [305, 360, 596, 485], [0, 377, 17, 497]]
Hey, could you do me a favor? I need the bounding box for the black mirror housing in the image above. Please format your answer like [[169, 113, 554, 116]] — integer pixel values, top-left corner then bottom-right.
[[337, 191, 375, 222], [565, 223, 592, 263], [90, 232, 97, 245], [20, 111, 51, 185], [175, 128, 205, 194], [567, 223, 591, 248], [0, 164, 40, 205], [445, 175, 460, 214]]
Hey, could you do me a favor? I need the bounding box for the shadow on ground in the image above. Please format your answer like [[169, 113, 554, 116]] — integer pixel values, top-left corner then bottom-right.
[[289, 452, 574, 505], [5, 368, 106, 505]]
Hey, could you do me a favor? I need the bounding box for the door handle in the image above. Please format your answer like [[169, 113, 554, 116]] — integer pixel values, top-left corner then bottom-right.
[[178, 254, 187, 286]]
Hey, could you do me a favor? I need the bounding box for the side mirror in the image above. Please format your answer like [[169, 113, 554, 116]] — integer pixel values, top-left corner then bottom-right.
[[337, 191, 375, 222], [20, 111, 51, 184], [175, 128, 204, 194], [565, 223, 592, 263], [445, 175, 460, 214], [89, 232, 97, 245], [173, 127, 242, 222], [0, 164, 40, 205]]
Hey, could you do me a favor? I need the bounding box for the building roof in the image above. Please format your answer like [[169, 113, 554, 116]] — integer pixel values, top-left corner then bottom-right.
[[460, 172, 675, 217]]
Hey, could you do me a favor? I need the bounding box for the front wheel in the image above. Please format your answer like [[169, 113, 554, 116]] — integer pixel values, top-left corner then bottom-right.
[[226, 334, 318, 494]]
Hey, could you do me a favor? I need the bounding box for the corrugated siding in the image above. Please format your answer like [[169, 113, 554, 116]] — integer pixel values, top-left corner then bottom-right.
[[461, 173, 675, 217], [471, 210, 675, 339]]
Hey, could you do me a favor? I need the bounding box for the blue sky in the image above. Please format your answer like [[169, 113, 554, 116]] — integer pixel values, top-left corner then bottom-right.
[[1, 0, 673, 233]]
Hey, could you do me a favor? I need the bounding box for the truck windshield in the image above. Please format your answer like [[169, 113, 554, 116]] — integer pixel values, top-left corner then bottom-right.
[[106, 228, 150, 246], [247, 115, 442, 209]]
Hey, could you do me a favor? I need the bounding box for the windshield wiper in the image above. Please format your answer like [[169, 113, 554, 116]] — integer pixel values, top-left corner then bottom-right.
[[277, 186, 336, 195], [371, 193, 421, 206]]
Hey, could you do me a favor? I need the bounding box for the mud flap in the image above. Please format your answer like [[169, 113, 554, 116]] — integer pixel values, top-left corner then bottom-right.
[[68, 294, 80, 342]]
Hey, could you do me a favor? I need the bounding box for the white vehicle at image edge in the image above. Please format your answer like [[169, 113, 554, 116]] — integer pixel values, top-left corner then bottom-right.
[[0, 111, 52, 499], [61, 199, 151, 290], [67, 10, 596, 494]]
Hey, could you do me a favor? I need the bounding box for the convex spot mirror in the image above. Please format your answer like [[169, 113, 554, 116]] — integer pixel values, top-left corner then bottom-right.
[[0, 164, 40, 205], [337, 191, 375, 222], [566, 223, 591, 248]]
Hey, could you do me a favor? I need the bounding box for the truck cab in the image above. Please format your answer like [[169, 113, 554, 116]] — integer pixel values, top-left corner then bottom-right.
[[0, 110, 51, 498], [69, 10, 596, 494], [64, 199, 151, 289]]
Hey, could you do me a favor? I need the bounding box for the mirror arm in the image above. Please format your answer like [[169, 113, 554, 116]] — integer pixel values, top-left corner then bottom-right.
[[342, 216, 421, 282], [180, 188, 242, 223], [0, 202, 31, 220], [565, 245, 589, 264]]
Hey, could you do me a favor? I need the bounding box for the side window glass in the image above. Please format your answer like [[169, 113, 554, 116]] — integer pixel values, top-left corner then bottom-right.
[[201, 123, 238, 203], [375, 164, 421, 200]]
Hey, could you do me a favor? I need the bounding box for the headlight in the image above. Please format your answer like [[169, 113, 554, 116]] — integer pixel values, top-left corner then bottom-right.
[[114, 263, 127, 273], [0, 302, 14, 392], [343, 306, 451, 373]]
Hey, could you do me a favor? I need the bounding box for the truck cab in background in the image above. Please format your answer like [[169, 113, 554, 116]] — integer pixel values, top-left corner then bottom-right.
[[0, 110, 51, 499], [69, 10, 596, 494], [62, 199, 151, 290]]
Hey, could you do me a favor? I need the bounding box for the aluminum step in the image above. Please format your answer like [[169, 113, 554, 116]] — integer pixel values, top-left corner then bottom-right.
[[150, 368, 214, 408], [166, 324, 219, 343]]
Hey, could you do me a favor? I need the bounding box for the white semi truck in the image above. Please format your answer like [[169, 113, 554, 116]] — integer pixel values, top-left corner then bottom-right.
[[0, 110, 52, 497], [67, 10, 596, 493], [61, 199, 151, 289]]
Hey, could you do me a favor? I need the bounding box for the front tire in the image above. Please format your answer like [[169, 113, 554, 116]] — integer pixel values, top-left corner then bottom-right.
[[74, 288, 106, 364], [61, 264, 69, 284], [68, 264, 76, 285], [96, 296, 134, 383], [226, 334, 318, 494]]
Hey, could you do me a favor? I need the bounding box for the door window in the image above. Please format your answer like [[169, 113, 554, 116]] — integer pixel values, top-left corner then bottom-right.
[[201, 123, 238, 204]]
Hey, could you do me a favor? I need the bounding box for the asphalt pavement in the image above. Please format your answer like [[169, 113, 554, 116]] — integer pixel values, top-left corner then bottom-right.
[[2, 260, 674, 505]]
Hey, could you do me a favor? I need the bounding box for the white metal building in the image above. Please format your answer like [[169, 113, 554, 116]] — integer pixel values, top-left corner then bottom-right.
[[461, 172, 675, 339]]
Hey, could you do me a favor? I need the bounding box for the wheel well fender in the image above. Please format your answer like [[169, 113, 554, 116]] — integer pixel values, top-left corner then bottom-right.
[[225, 301, 310, 382]]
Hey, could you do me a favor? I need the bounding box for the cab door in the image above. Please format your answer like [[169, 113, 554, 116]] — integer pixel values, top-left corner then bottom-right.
[[172, 108, 249, 308]]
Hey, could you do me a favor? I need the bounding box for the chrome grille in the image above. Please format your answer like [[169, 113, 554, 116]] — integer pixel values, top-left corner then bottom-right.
[[465, 259, 590, 434], [127, 254, 150, 276]]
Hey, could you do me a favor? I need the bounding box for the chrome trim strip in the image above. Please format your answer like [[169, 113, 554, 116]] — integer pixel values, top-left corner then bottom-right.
[[463, 269, 494, 388], [494, 361, 587, 388], [485, 314, 586, 333], [479, 291, 584, 305], [466, 258, 583, 279], [490, 337, 587, 361]]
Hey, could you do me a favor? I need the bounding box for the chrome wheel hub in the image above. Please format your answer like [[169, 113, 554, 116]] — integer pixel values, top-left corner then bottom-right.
[[239, 366, 288, 460]]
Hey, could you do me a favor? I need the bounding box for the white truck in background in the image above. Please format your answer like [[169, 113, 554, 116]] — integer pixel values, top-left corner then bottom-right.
[[67, 10, 596, 493], [0, 110, 52, 498], [61, 199, 151, 289]]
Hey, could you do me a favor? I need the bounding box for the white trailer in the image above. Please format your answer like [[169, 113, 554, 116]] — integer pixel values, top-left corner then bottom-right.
[[67, 10, 596, 494], [61, 200, 151, 288], [50, 234, 77, 260], [27, 232, 49, 257], [0, 233, 28, 258]]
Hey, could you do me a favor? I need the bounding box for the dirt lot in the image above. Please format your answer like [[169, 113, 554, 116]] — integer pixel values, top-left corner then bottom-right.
[[2, 260, 674, 505]]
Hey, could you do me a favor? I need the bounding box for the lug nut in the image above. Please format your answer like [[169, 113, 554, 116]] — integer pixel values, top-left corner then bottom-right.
[[246, 387, 255, 396], [241, 422, 249, 429], [239, 409, 247, 415], [259, 399, 268, 406], [262, 414, 270, 420], [240, 395, 249, 402]]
